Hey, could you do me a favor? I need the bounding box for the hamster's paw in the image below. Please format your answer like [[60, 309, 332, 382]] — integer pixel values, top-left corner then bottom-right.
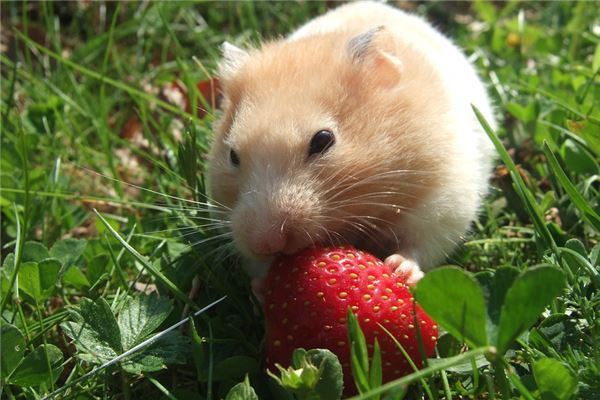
[[251, 277, 265, 303], [385, 254, 424, 286]]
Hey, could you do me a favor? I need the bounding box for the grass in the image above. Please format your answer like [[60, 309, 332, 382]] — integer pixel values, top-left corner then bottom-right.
[[1, 1, 598, 399]]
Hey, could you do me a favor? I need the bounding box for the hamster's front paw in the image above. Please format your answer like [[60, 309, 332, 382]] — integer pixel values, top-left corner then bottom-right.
[[384, 254, 424, 286]]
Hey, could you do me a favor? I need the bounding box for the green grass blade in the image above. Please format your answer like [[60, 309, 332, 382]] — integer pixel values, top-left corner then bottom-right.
[[14, 30, 201, 124], [93, 209, 197, 309], [472, 105, 559, 255], [542, 141, 600, 232], [346, 347, 490, 400]]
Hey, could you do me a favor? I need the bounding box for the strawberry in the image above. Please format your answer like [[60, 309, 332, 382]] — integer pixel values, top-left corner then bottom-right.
[[263, 245, 438, 387]]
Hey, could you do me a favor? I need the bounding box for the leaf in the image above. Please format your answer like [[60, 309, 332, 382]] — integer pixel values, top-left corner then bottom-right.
[[590, 244, 600, 268], [304, 349, 343, 400], [506, 102, 537, 123], [1, 324, 26, 380], [497, 266, 565, 353], [117, 294, 173, 350], [475, 267, 520, 346], [528, 314, 579, 353], [61, 320, 120, 364], [560, 139, 599, 175], [121, 331, 189, 374], [226, 375, 259, 400], [209, 356, 260, 382], [413, 267, 488, 348], [533, 358, 577, 400], [21, 241, 50, 262], [17, 262, 41, 302], [560, 247, 600, 287], [63, 265, 90, 289], [61, 295, 195, 375], [50, 238, 87, 271], [61, 297, 122, 364], [564, 239, 587, 257], [8, 344, 64, 387], [473, 0, 497, 23], [88, 254, 110, 286], [543, 141, 600, 232], [268, 348, 342, 400], [18, 259, 61, 302]]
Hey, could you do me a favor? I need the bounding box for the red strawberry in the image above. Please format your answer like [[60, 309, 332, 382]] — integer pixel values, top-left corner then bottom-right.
[[263, 245, 438, 387]]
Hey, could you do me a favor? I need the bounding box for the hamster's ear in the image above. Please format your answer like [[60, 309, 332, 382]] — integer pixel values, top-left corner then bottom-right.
[[347, 26, 403, 87], [219, 42, 249, 78]]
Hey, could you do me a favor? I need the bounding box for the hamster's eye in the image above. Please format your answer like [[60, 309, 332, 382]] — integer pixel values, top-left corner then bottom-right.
[[230, 149, 240, 166], [308, 130, 335, 158]]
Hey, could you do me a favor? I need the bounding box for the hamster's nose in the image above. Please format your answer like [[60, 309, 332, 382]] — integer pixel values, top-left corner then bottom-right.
[[252, 223, 290, 256]]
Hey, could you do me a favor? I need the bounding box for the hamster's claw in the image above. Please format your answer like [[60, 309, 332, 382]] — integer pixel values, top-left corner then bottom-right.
[[385, 254, 424, 286]]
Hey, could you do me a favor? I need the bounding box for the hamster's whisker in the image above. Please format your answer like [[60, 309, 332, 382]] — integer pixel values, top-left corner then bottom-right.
[[77, 165, 228, 209], [187, 232, 234, 248], [315, 223, 344, 247], [329, 190, 422, 205], [155, 204, 230, 213], [147, 214, 230, 224], [326, 201, 413, 213], [301, 226, 317, 248], [139, 223, 230, 236], [325, 171, 434, 202]]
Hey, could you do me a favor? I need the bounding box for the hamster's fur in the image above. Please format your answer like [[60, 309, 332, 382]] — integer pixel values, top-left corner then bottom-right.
[[207, 1, 495, 281]]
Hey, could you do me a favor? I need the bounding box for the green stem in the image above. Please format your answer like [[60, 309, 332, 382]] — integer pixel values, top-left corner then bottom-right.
[[1, 119, 31, 313], [0, 204, 25, 314], [485, 372, 496, 400], [492, 360, 511, 399], [121, 369, 132, 400], [35, 300, 55, 391]]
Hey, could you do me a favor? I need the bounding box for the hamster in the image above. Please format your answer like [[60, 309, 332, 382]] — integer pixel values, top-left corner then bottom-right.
[[207, 1, 495, 284]]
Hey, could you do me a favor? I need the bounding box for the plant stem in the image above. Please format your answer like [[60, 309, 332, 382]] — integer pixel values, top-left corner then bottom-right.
[[121, 369, 131, 400], [492, 360, 511, 399]]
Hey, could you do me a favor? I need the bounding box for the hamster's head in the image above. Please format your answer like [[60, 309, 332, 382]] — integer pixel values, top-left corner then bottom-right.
[[208, 27, 449, 264]]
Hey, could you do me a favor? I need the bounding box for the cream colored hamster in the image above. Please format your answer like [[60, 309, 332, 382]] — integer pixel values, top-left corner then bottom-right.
[[207, 1, 495, 283]]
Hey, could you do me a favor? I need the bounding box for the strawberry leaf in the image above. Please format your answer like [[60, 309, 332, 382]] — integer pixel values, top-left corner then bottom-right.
[[414, 267, 488, 348], [268, 348, 342, 400], [121, 331, 188, 374], [117, 294, 173, 350], [225, 375, 259, 400], [61, 295, 187, 374], [61, 298, 122, 364], [303, 349, 343, 400]]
